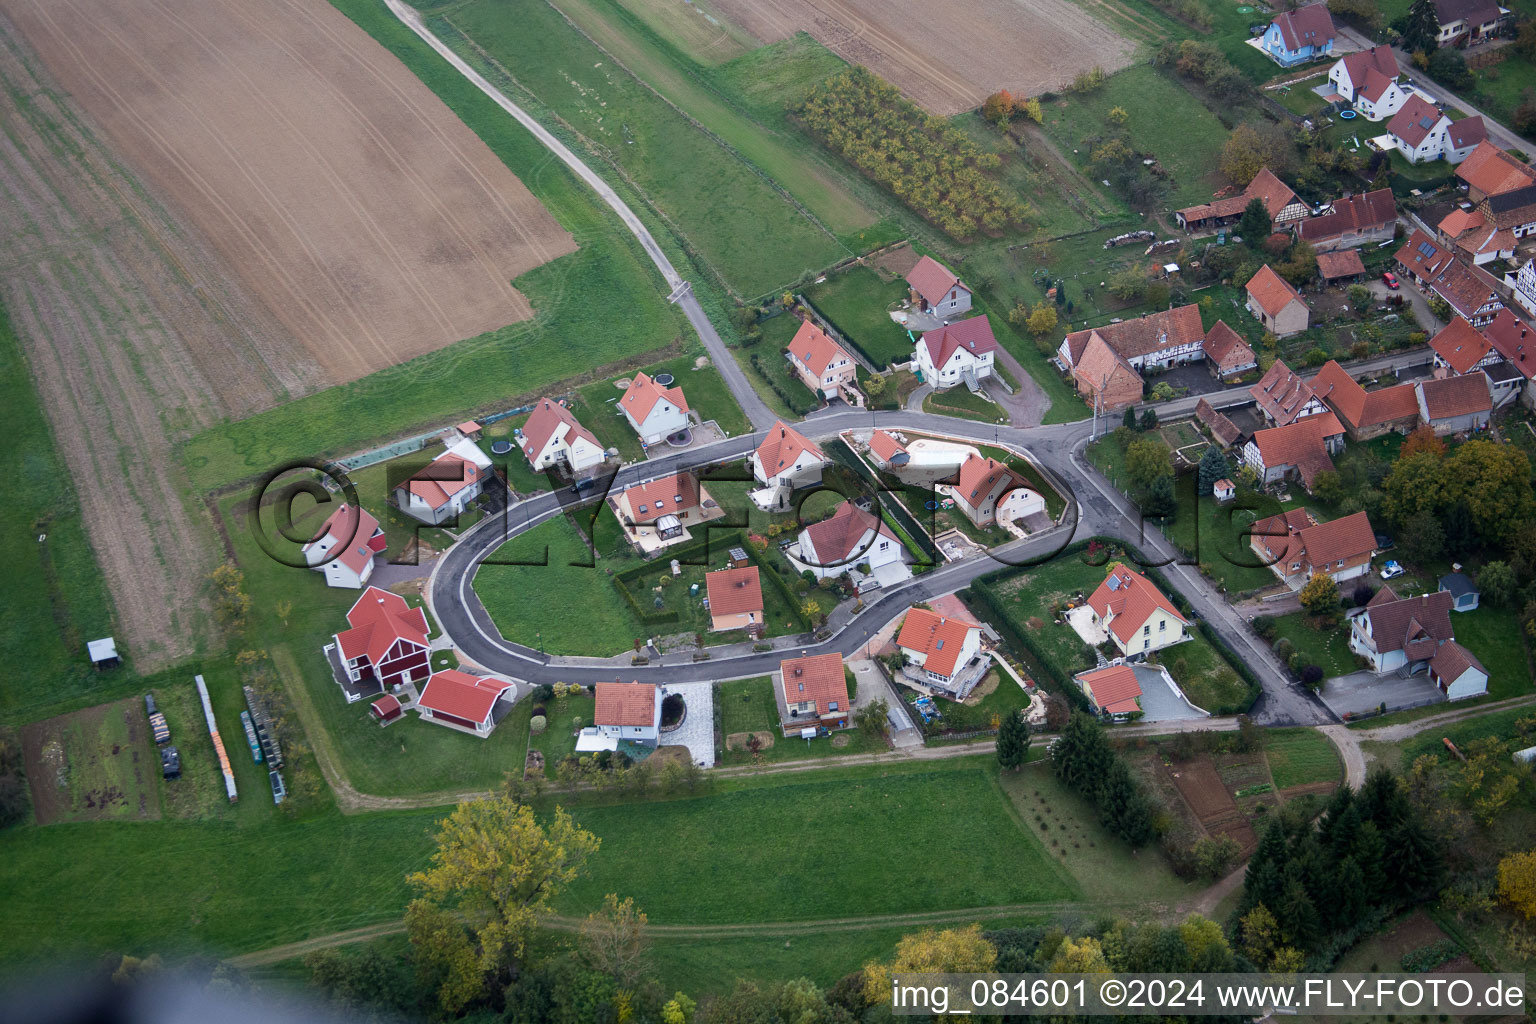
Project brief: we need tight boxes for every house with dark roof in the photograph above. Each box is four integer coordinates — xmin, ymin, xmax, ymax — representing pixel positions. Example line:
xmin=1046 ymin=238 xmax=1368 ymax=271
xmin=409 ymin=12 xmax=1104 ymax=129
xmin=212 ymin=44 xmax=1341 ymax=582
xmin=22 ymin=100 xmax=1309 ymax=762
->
xmin=1382 ymin=95 xmax=1451 ymax=163
xmin=1250 ymin=359 xmax=1327 ymax=426
xmin=778 ymin=653 xmax=850 ymax=734
xmin=1250 ymin=508 xmax=1377 ymax=589
xmin=1394 ymin=230 xmax=1505 ymax=326
xmin=1297 ymin=189 xmax=1397 ymax=251
xmin=415 ymin=670 xmax=514 ymax=737
xmin=394 ymin=437 xmax=494 ymax=526
xmin=592 ymin=681 xmax=661 ymax=747
xmin=1202 ymin=320 xmax=1258 ymax=379
xmin=1246 ymin=265 xmax=1309 ymax=337
xmin=518 ymin=398 xmax=606 ymax=474
xmin=1259 ymin=3 xmax=1336 ymax=66
xmin=795 ymin=501 xmax=903 ymax=581
xmin=1417 ymin=372 xmax=1493 ymax=434
xmin=906 ymin=255 xmax=972 ymax=319
xmin=1075 ymin=664 xmax=1143 ymax=720
xmin=1085 ymin=563 xmax=1189 ymax=659
xmin=1347 ymin=590 xmax=1455 ymax=673
xmin=1317 ymin=249 xmax=1367 ymax=283
xmin=1431 ymin=0 xmax=1507 ymax=46
xmin=750 ymin=421 xmax=827 ymax=511
xmin=328 ymin=586 xmax=430 ymax=700
xmin=896 ymin=607 xmax=989 ymax=698
xmin=1457 ymin=143 xmax=1536 ymax=238
xmin=1196 ymin=397 xmax=1246 ymax=447
xmin=912 ymin=315 xmax=996 ymax=390
xmin=1438 ymin=572 xmax=1480 ymax=612
xmin=1311 ymin=360 xmax=1421 ymax=440
xmin=302 ymin=503 xmax=388 ymax=590
xmin=784 ymin=319 xmax=860 ymax=405
xmin=1175 ymin=168 xmax=1306 ymax=233
xmin=1242 ymin=413 xmax=1345 ymax=488
xmin=945 ymin=453 xmax=1044 ymax=530
xmin=706 ymin=566 xmax=764 ymax=633
xmin=1327 ymin=46 xmax=1406 ymax=121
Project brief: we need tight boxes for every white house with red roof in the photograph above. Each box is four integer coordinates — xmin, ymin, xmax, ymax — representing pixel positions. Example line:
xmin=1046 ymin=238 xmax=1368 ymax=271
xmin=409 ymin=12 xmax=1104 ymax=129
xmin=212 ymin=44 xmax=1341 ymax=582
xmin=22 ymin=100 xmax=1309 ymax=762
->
xmin=302 ymin=503 xmax=388 ymax=589
xmin=415 ymin=670 xmax=514 ymax=737
xmin=619 ymin=371 xmax=690 ymax=445
xmin=779 ymin=652 xmax=850 ymax=734
xmin=1075 ymin=664 xmax=1144 ymax=721
xmin=912 ymin=315 xmax=996 ymax=390
xmin=1084 ymin=563 xmax=1190 ymax=659
xmin=784 ymin=319 xmax=860 ymax=405
xmin=612 ymin=470 xmax=720 ymax=551
xmin=795 ymin=500 xmax=903 ymax=581
xmin=591 ymin=681 xmax=661 ymax=747
xmin=517 ymin=398 xmax=606 ymax=475
xmin=896 ymin=606 xmax=989 ymax=698
xmin=943 ymin=453 xmax=1044 ymax=530
xmin=1327 ymin=46 xmax=1405 ymax=121
xmin=706 ymin=566 xmax=763 ymax=633
xmin=750 ymin=421 xmax=827 ymax=511
xmin=868 ymin=430 xmax=910 ymax=470
xmin=1250 ymin=508 xmax=1377 ymax=588
xmin=329 ymin=586 xmax=430 ymax=700
xmin=394 ymin=438 xmax=493 ymax=526
xmin=906 ymin=255 xmax=972 ymax=319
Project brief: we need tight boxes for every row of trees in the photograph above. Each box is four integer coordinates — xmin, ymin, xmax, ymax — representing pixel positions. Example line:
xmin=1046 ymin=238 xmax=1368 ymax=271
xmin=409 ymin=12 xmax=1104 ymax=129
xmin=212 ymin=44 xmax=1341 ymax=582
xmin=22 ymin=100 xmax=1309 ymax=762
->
xmin=799 ymin=68 xmax=1029 ymax=239
xmin=1051 ymin=713 xmax=1159 ymax=847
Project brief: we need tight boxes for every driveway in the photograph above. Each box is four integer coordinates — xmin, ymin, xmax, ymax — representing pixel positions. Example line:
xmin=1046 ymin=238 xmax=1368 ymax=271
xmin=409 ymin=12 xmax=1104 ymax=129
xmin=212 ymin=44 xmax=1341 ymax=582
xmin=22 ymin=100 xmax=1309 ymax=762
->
xmin=987 ymin=348 xmax=1051 ymax=427
xmin=1367 ymin=276 xmax=1443 ymax=337
xmin=1318 ymin=669 xmax=1444 ymax=718
xmin=661 ymin=681 xmax=715 ymax=767
xmin=1133 ymin=663 xmax=1208 ymax=722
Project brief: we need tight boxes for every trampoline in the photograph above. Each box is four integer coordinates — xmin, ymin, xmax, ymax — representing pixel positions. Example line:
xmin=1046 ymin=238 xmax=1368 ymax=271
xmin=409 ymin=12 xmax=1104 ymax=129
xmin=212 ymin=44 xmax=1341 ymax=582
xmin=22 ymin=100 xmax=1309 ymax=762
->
xmin=490 ymin=440 xmax=513 ymax=456
xmin=654 ymin=372 xmax=675 ymax=386
xmin=1339 ymin=109 xmax=1357 ymax=120
xmin=925 ymin=500 xmax=940 ymax=510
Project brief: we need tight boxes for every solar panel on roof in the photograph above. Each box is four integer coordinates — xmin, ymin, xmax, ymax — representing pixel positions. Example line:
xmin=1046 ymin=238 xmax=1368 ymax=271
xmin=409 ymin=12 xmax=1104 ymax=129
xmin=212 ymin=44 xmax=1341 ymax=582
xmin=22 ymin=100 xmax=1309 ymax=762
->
xmin=1420 ymin=117 xmax=1434 ymax=130
xmin=1106 ymin=575 xmax=1123 ymax=591
xmin=1418 ymin=242 xmax=1437 ymax=257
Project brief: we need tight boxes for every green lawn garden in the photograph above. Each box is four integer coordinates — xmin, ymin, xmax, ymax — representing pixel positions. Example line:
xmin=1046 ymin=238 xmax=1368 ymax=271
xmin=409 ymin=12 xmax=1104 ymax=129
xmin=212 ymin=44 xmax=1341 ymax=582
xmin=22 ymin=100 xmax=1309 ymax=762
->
xmin=1158 ymin=633 xmax=1250 ymax=713
xmin=1264 ymin=728 xmax=1343 ymax=790
xmin=1270 ymin=611 xmax=1358 ymax=679
xmin=716 ymin=675 xmax=885 ymax=765
xmin=801 ymin=265 xmax=912 ymax=368
xmin=924 ymin=387 xmax=1009 ymax=423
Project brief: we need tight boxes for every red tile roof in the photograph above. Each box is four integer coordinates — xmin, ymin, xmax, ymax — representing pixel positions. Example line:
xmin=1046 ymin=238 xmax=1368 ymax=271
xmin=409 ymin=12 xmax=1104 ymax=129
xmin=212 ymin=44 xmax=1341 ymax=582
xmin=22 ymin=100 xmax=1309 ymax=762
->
xmin=779 ymin=652 xmax=848 ymax=716
xmin=906 ymin=255 xmax=967 ymax=307
xmin=417 ymin=670 xmax=512 ymax=725
xmin=1298 ymin=189 xmax=1396 ymax=245
xmin=954 ymin=454 xmax=1019 ymax=509
xmin=755 ymin=421 xmax=825 ymax=477
xmin=1202 ymin=320 xmax=1256 ymax=370
xmin=1250 ymin=359 xmax=1319 ymax=426
xmin=1270 ymin=2 xmax=1335 ymax=51
xmin=920 ymin=315 xmax=998 ymax=369
xmin=621 ymin=371 xmax=689 ymax=424
xmin=1311 ymin=360 xmax=1419 ymax=429
xmin=1395 ymin=230 xmax=1504 ymax=321
xmin=307 ymin=503 xmax=385 ymax=576
xmin=1248 ymin=414 xmax=1342 ymax=486
xmin=618 ymin=472 xmax=702 ymax=524
xmin=1063 ymin=304 xmax=1204 ymax=364
xmin=1301 ymin=510 xmax=1378 ymax=567
xmin=1419 ymin=372 xmax=1491 ymax=419
xmin=1448 ymin=116 xmax=1488 ymax=151
xmin=1483 ymin=308 xmax=1536 ymax=379
xmin=1439 ymin=207 xmax=1484 ymax=238
xmin=786 ymin=319 xmax=854 ymax=379
xmin=706 ymin=566 xmax=763 ymax=617
xmin=870 ymin=429 xmax=907 ymax=462
xmin=1246 ymin=264 xmax=1303 ymax=319
xmin=1316 ymin=249 xmax=1366 ymax=280
xmin=338 ymin=586 xmax=430 ymax=666
xmin=1339 ymin=45 xmax=1399 ymax=95
xmin=1362 ymin=591 xmax=1453 ymax=657
xmin=1177 ymin=168 xmax=1299 ymax=226
xmin=1072 ymin=333 xmax=1143 ymax=397
xmin=1430 ymin=639 xmax=1485 ymax=683
xmin=594 ymin=681 xmax=657 ymax=727
xmin=896 ymin=606 xmax=980 ymax=678
xmin=1386 ymin=94 xmax=1445 ymax=149
xmin=521 ymin=398 xmax=599 ymax=463
xmin=1077 ymin=664 xmax=1142 ymax=715
xmin=801 ymin=501 xmax=898 ymax=566
xmin=401 ymin=452 xmax=482 ymax=511
xmin=1196 ymin=397 xmax=1244 ymax=446
xmin=1086 ymin=563 xmax=1187 ymax=645
xmin=1456 ymin=141 xmax=1536 ymax=197
xmin=1429 ymin=318 xmax=1492 ymax=375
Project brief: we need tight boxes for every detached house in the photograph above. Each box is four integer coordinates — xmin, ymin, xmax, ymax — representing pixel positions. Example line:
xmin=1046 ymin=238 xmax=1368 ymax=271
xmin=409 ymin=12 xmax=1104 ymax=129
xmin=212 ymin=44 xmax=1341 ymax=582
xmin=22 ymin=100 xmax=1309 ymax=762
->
xmin=705 ymin=566 xmax=763 ymax=633
xmin=1249 ymin=508 xmax=1377 ymax=589
xmin=945 ymin=453 xmax=1045 ymax=529
xmin=1394 ymin=230 xmax=1505 ymax=326
xmin=592 ymin=681 xmax=661 ymax=747
xmin=518 ymin=398 xmax=606 ymax=475
xmin=1085 ymin=563 xmax=1189 ymax=659
xmin=1297 ymin=189 xmax=1397 ymax=251
xmin=1175 ymin=168 xmax=1307 ymax=233
xmin=796 ymin=501 xmax=902 ymax=581
xmin=329 ymin=586 xmax=430 ymax=700
xmin=1246 ymin=265 xmax=1309 ymax=338
xmin=1431 ymin=0 xmax=1507 ymax=47
xmin=906 ymin=255 xmax=972 ymax=318
xmin=1428 ymin=640 xmax=1489 ymax=700
xmin=913 ymin=315 xmax=997 ymax=390
xmin=1259 ymin=3 xmax=1336 ymax=66
xmin=1328 ymin=46 xmax=1405 ymax=121
xmin=415 ymin=670 xmax=514 ymax=737
xmin=619 ymin=371 xmax=690 ymax=446
xmin=1456 ymin=143 xmax=1536 ymax=239
xmin=613 ymin=471 xmax=719 ymax=549
xmin=303 ymin=503 xmax=388 ymax=590
xmin=1250 ymin=359 xmax=1327 ymax=427
xmin=1242 ymin=412 xmax=1345 ymax=488
xmin=779 ymin=653 xmax=850 ymax=735
xmin=1311 ymin=360 xmax=1421 ymax=440
xmin=750 ymin=421 xmax=827 ymax=511
xmin=1417 ymin=372 xmax=1493 ymax=434
xmin=1348 ymin=588 xmax=1455 ymax=673
xmin=1075 ymin=664 xmax=1143 ymax=720
xmin=1438 ymin=207 xmax=1516 ymax=266
xmin=1381 ymin=96 xmax=1452 ymax=164
xmin=784 ymin=319 xmax=860 ymax=405
xmin=394 ymin=437 xmax=493 ymax=526
xmin=896 ymin=607 xmax=989 ymax=699
xmin=1482 ymin=309 xmax=1536 ymax=406
xmin=1202 ymin=321 xmax=1258 ymax=379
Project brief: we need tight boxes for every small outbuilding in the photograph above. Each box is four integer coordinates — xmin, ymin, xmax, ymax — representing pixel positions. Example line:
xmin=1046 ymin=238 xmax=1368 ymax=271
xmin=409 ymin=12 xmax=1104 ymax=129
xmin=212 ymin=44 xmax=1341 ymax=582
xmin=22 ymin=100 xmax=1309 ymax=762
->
xmin=370 ymin=694 xmax=404 ymax=724
xmin=1438 ymin=572 xmax=1480 ymax=612
xmin=1213 ymin=478 xmax=1236 ymax=503
xmin=87 ymin=637 xmax=120 ymax=668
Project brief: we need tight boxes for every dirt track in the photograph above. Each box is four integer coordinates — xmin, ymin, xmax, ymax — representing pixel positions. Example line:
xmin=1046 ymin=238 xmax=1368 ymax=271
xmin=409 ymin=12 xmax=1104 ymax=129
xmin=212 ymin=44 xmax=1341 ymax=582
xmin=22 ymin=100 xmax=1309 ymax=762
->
xmin=1 ymin=0 xmax=574 ymax=383
xmin=709 ymin=0 xmax=1136 ymax=115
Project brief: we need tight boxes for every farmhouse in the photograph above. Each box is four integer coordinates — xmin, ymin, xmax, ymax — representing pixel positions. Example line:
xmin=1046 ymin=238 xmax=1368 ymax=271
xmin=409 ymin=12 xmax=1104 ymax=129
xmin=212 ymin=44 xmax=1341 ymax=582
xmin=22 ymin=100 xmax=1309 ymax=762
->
xmin=1202 ymin=321 xmax=1258 ymax=379
xmin=1431 ymin=0 xmax=1507 ymax=47
xmin=1456 ymin=143 xmax=1536 ymax=238
xmin=1316 ymin=249 xmax=1367 ymax=284
xmin=795 ymin=500 xmax=902 ymax=581
xmin=705 ymin=566 xmax=763 ymax=633
xmin=1241 ymin=412 xmax=1345 ymax=488
xmin=517 ymin=398 xmax=606 ymax=475
xmin=1084 ymin=562 xmax=1189 ymax=659
xmin=869 ymin=429 xmax=910 ymax=470
xmin=1481 ymin=309 xmax=1536 ymax=404
xmin=590 ymin=681 xmax=661 ymax=748
xmin=944 ymin=453 xmax=1044 ymax=530
xmin=1075 ymin=664 xmax=1143 ymax=720
xmin=1258 ymin=3 xmax=1336 ymax=66
xmin=328 ymin=586 xmax=430 ymax=700
xmin=612 ymin=471 xmax=721 ymax=551
xmin=1066 ymin=333 xmax=1144 ymax=410
xmin=1060 ymin=304 xmax=1206 ymax=374
xmin=784 ymin=319 xmax=860 ymax=405
xmin=1310 ymin=360 xmax=1421 ymax=440
xmin=394 ymin=438 xmax=494 ymax=526
xmin=1394 ymin=230 xmax=1505 ymax=326
xmin=1417 ymin=372 xmax=1493 ymax=434
xmin=302 ymin=503 xmax=388 ymax=590
xmin=1196 ymin=397 xmax=1246 ymax=447
xmin=750 ymin=421 xmax=827 ymax=511
xmin=1246 ymin=265 xmax=1309 ymax=337
xmin=1327 ymin=46 xmax=1406 ymax=121
xmin=1251 ymin=359 xmax=1327 ymax=427
xmin=415 ymin=670 xmax=514 ymax=737
xmin=896 ymin=607 xmax=989 ymax=699
xmin=1437 ymin=207 xmax=1515 ymax=266
xmin=1439 ymin=572 xmax=1481 ymax=612
xmin=912 ymin=315 xmax=997 ymax=390
xmin=1250 ymin=508 xmax=1377 ymax=589
xmin=1348 ymin=588 xmax=1455 ymax=674
xmin=1175 ymin=168 xmax=1306 ymax=233
xmin=1429 ymin=317 xmax=1496 ymax=377
xmin=1297 ymin=189 xmax=1397 ymax=251
xmin=906 ymin=255 xmax=972 ymax=318
xmin=779 ymin=652 xmax=850 ymax=735
xmin=619 ymin=371 xmax=690 ymax=445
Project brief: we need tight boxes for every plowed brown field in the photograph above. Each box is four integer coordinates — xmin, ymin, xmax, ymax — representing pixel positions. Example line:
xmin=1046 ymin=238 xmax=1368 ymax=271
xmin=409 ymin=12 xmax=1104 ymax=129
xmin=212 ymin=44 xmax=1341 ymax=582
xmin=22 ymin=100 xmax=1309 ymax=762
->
xmin=709 ymin=0 xmax=1135 ymax=115
xmin=2 ymin=0 xmax=574 ymax=383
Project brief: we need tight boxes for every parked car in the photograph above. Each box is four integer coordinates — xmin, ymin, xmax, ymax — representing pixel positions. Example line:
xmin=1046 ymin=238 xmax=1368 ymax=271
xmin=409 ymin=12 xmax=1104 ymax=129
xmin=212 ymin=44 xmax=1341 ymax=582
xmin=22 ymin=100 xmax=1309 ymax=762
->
xmin=1382 ymin=271 xmax=1400 ymax=290
xmin=1380 ymin=560 xmax=1406 ymax=580
xmin=160 ymin=746 xmax=181 ymax=780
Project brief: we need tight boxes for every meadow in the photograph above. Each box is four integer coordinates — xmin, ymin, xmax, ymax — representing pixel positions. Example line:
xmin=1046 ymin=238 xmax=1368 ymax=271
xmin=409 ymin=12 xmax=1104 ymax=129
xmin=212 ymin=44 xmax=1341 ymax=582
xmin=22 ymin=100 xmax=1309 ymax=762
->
xmin=1264 ymin=727 xmax=1343 ymax=790
xmin=801 ymin=265 xmax=912 ymax=368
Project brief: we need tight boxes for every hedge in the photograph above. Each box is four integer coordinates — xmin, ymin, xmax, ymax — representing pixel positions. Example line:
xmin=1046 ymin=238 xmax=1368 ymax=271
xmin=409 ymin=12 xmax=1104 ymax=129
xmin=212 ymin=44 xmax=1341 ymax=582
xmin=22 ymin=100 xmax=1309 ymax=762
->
xmin=962 ymin=580 xmax=1094 ymax=714
xmin=748 ymin=350 xmax=817 ymax=416
xmin=823 ymin=439 xmax=941 ymax=565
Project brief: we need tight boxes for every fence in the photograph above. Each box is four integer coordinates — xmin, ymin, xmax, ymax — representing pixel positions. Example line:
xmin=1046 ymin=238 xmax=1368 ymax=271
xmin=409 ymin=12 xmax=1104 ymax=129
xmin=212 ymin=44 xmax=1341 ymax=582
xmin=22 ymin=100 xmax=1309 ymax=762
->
xmin=334 ymin=396 xmax=571 ymax=473
xmin=796 ymin=292 xmax=885 ymax=373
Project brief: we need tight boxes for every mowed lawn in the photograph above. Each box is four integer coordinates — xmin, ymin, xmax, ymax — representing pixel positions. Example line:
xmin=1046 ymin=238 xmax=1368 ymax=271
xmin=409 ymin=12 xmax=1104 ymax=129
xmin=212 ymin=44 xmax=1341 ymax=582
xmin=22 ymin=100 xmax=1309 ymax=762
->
xmin=802 ymin=265 xmax=911 ymax=368
xmin=1270 ymin=612 xmax=1357 ymax=679
xmin=558 ymin=764 xmax=1078 ymax=923
xmin=1160 ymin=633 xmax=1249 ymax=715
xmin=434 ymin=0 xmax=845 ymax=297
xmin=1265 ymin=728 xmax=1342 ymax=790
xmin=716 ymin=675 xmax=886 ymax=765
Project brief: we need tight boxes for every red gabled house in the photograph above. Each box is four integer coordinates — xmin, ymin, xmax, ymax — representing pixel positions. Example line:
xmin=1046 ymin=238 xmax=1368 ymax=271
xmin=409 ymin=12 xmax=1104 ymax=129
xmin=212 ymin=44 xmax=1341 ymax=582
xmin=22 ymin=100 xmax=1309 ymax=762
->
xmin=330 ymin=586 xmax=430 ymax=701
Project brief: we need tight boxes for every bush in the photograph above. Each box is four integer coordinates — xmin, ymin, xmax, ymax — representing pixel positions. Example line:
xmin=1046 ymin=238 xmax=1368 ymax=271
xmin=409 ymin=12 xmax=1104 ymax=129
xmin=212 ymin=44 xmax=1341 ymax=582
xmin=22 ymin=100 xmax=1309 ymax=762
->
xmin=660 ymin=693 xmax=685 ymax=729
xmin=1301 ymin=664 xmax=1324 ymax=688
xmin=529 ymin=715 xmax=547 ymax=735
xmin=1252 ymin=615 xmax=1277 ymax=641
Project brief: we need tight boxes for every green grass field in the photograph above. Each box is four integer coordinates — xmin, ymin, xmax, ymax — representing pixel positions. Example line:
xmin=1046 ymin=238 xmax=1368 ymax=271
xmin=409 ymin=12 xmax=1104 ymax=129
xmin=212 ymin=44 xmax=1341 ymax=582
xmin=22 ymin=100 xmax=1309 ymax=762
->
xmin=1162 ymin=475 xmax=1290 ymax=597
xmin=801 ymin=265 xmax=911 ymax=368
xmin=526 ymin=691 xmax=598 ymax=776
xmin=1160 ymin=633 xmax=1250 ymax=714
xmin=1449 ymin=604 xmax=1533 ymax=701
xmin=22 ymin=698 xmax=161 ymax=824
xmin=1270 ymin=611 xmax=1358 ymax=679
xmin=924 ymin=387 xmax=1008 ymax=423
xmin=974 ymin=559 xmax=1103 ymax=681
xmin=1264 ymin=728 xmax=1343 ymax=789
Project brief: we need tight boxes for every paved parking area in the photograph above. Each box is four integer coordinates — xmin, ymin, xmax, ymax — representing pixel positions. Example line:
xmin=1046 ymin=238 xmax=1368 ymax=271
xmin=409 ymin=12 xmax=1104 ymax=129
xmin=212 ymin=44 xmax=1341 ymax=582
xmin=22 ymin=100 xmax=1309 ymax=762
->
xmin=661 ymin=681 xmax=716 ymax=767
xmin=1133 ymin=663 xmax=1208 ymax=721
xmin=1319 ymin=670 xmax=1444 ymax=718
